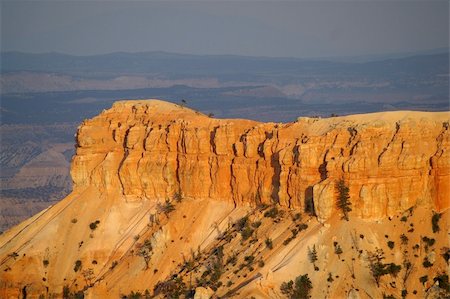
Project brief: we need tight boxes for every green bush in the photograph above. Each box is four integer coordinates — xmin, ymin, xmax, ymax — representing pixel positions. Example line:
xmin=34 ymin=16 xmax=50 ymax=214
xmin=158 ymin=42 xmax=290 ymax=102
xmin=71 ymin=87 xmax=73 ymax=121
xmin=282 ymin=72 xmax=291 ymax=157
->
xmin=280 ymin=274 xmax=313 ymax=299
xmin=422 ymin=257 xmax=433 ymax=268
xmin=240 ymin=226 xmax=254 ymax=241
xmin=264 ymin=207 xmax=279 ymax=218
xmin=74 ymin=260 xmax=82 ymax=272
xmin=89 ymin=220 xmax=100 ymax=231
xmin=419 ymin=275 xmax=428 ymax=285
xmin=387 ymin=241 xmax=395 ymax=249
xmin=265 ymin=238 xmax=273 ymax=250
xmin=433 ymin=273 xmax=449 ymax=292
xmin=432 ymin=212 xmax=442 ymax=233
xmin=400 ymin=234 xmax=408 ymax=245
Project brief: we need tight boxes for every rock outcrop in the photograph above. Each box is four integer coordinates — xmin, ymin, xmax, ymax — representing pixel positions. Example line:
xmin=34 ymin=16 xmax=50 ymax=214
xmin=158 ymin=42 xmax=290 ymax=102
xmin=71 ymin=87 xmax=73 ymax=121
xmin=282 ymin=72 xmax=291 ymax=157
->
xmin=1 ymin=100 xmax=449 ymax=299
xmin=71 ymin=100 xmax=449 ymax=222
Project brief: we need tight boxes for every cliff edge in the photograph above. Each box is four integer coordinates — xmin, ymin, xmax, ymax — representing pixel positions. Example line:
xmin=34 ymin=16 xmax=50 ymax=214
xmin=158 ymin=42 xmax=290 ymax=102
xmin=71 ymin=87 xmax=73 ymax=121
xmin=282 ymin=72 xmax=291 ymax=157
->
xmin=1 ymin=100 xmax=448 ymax=298
xmin=72 ymin=99 xmax=449 ymax=221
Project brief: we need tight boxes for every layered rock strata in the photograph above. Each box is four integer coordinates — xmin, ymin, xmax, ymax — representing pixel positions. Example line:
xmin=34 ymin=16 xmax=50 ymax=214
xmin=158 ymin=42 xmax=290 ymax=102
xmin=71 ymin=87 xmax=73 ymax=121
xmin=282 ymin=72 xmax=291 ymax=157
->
xmin=71 ymin=100 xmax=449 ymax=222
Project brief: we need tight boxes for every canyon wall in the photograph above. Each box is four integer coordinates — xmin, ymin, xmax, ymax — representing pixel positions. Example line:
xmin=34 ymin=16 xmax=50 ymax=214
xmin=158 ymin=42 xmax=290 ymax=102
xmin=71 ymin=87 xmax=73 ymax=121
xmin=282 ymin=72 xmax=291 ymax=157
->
xmin=71 ymin=100 xmax=449 ymax=222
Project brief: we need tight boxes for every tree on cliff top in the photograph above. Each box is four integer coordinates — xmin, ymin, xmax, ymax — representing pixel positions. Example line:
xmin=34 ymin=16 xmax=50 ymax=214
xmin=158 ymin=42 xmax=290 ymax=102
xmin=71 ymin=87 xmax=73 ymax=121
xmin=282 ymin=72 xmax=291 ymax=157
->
xmin=336 ymin=178 xmax=352 ymax=221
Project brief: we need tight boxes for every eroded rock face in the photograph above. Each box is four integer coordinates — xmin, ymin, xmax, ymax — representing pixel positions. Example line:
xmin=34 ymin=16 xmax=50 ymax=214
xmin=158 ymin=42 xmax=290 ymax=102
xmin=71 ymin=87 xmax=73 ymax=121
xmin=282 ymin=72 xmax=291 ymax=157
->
xmin=71 ymin=100 xmax=449 ymax=221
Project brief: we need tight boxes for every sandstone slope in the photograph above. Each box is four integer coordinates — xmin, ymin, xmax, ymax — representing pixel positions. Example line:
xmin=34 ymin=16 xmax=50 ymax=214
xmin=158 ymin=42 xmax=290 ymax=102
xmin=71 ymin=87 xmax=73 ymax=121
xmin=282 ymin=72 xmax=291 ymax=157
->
xmin=0 ymin=100 xmax=448 ymax=299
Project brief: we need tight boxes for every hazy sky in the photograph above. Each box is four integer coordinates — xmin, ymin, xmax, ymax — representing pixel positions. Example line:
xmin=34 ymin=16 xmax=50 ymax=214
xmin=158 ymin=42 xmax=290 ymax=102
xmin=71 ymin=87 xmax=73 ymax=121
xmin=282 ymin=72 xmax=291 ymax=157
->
xmin=1 ymin=1 xmax=448 ymax=58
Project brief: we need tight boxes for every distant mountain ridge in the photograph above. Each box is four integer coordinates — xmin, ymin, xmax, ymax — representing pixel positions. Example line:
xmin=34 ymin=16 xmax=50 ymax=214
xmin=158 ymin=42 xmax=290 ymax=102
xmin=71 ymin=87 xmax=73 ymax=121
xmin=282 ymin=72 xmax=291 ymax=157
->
xmin=2 ymin=50 xmax=448 ymax=76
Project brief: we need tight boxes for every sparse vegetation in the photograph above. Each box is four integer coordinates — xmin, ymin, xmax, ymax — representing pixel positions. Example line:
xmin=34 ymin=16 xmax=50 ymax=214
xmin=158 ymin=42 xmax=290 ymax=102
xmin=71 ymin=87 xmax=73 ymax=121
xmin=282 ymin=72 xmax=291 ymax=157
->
xmin=71 ymin=218 xmax=78 ymax=224
xmin=173 ymin=191 xmax=183 ymax=203
xmin=431 ymin=212 xmax=442 ymax=233
xmin=43 ymin=259 xmax=49 ymax=267
xmin=235 ymin=216 xmax=255 ymax=241
xmin=327 ymin=272 xmax=334 ymax=283
xmin=441 ymin=247 xmax=450 ymax=264
xmin=63 ymin=285 xmax=85 ymax=299
xmin=334 ymin=242 xmax=343 ymax=259
xmin=308 ymin=245 xmax=319 ymax=271
xmin=82 ymin=268 xmax=95 ymax=286
xmin=433 ymin=273 xmax=449 ymax=293
xmin=387 ymin=241 xmax=395 ymax=249
xmin=265 ymin=238 xmax=273 ymax=250
xmin=157 ymin=199 xmax=175 ymax=216
xmin=422 ymin=236 xmax=435 ymax=252
xmin=400 ymin=234 xmax=408 ymax=245
xmin=367 ymin=248 xmax=401 ymax=286
xmin=154 ymin=276 xmax=188 ymax=298
xmin=73 ymin=260 xmax=82 ymax=272
xmin=419 ymin=275 xmax=428 ymax=286
xmin=422 ymin=257 xmax=433 ymax=268
xmin=89 ymin=220 xmax=100 ymax=231
xmin=280 ymin=274 xmax=313 ymax=299
xmin=264 ymin=207 xmax=279 ymax=218
xmin=138 ymin=239 xmax=153 ymax=269
xmin=336 ymin=178 xmax=352 ymax=221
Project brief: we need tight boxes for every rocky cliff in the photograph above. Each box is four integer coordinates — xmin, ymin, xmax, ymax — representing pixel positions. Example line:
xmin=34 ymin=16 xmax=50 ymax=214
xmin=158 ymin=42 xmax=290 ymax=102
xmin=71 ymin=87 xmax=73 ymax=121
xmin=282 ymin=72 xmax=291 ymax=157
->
xmin=72 ymin=100 xmax=449 ymax=221
xmin=1 ymin=100 xmax=449 ymax=299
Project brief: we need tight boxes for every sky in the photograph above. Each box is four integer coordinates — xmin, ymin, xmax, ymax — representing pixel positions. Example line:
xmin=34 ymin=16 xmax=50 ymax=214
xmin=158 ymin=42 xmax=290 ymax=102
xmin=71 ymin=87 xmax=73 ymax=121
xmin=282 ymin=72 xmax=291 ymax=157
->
xmin=1 ymin=1 xmax=449 ymax=58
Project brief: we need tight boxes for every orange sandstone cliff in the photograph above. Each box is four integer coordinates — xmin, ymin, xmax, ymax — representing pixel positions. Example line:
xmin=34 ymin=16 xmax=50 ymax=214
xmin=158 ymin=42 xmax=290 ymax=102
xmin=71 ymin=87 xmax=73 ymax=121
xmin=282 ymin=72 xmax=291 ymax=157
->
xmin=0 ymin=100 xmax=448 ymax=299
xmin=72 ymin=100 xmax=449 ymax=220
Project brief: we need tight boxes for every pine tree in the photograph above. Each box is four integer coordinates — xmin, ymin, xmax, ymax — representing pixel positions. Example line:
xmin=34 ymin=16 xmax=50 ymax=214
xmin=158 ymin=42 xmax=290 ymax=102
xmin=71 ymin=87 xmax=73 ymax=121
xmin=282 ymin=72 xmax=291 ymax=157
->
xmin=336 ymin=178 xmax=352 ymax=221
xmin=308 ymin=245 xmax=318 ymax=270
xmin=334 ymin=244 xmax=343 ymax=259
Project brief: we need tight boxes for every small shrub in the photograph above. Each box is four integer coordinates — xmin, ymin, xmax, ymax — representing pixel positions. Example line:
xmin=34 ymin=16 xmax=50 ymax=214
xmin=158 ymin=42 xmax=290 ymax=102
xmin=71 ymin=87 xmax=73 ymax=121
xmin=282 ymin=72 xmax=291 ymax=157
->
xmin=327 ymin=272 xmax=334 ymax=283
xmin=387 ymin=241 xmax=395 ymax=249
xmin=400 ymin=216 xmax=408 ymax=222
xmin=43 ymin=259 xmax=49 ymax=267
xmin=71 ymin=218 xmax=78 ymax=224
xmin=226 ymin=254 xmax=237 ymax=266
xmin=244 ymin=255 xmax=255 ymax=265
xmin=422 ymin=257 xmax=433 ymax=268
xmin=422 ymin=236 xmax=435 ymax=247
xmin=334 ymin=244 xmax=343 ymax=258
xmin=265 ymin=238 xmax=273 ymax=250
xmin=173 ymin=191 xmax=183 ymax=203
xmin=251 ymin=221 xmax=262 ymax=228
xmin=89 ymin=220 xmax=100 ymax=231
xmin=297 ymin=223 xmax=308 ymax=231
xmin=308 ymin=245 xmax=318 ymax=269
xmin=292 ymin=213 xmax=301 ymax=221
xmin=400 ymin=234 xmax=408 ymax=245
xmin=431 ymin=212 xmax=442 ymax=233
xmin=258 ymin=260 xmax=265 ymax=268
xmin=240 ymin=226 xmax=254 ymax=241
xmin=419 ymin=275 xmax=428 ymax=285
xmin=283 ymin=238 xmax=293 ymax=246
xmin=157 ymin=199 xmax=175 ymax=215
xmin=433 ymin=273 xmax=449 ymax=292
xmin=236 ymin=216 xmax=249 ymax=230
xmin=280 ymin=274 xmax=313 ymax=299
xmin=385 ymin=263 xmax=401 ymax=277
xmin=264 ymin=207 xmax=279 ymax=218
xmin=441 ymin=247 xmax=450 ymax=263
xmin=74 ymin=260 xmax=82 ymax=272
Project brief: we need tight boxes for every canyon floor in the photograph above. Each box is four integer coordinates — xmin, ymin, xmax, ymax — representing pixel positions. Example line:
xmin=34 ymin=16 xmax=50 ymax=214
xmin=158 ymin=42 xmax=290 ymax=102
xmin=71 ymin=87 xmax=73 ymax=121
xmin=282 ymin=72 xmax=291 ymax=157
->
xmin=0 ymin=100 xmax=448 ymax=299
